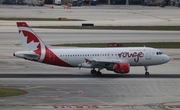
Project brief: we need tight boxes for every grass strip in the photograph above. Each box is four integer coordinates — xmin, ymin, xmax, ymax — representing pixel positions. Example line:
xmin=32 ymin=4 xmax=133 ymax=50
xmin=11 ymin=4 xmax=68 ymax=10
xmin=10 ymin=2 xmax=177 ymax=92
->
xmin=0 ymin=17 xmax=84 ymax=21
xmin=52 ymin=42 xmax=180 ymax=48
xmin=32 ymin=26 xmax=180 ymax=31
xmin=0 ymin=88 xmax=27 ymax=98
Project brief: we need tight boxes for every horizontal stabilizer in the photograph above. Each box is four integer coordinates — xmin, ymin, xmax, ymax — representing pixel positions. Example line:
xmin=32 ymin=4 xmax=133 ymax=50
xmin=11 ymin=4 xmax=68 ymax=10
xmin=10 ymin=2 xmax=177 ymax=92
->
xmin=14 ymin=51 xmax=39 ymax=60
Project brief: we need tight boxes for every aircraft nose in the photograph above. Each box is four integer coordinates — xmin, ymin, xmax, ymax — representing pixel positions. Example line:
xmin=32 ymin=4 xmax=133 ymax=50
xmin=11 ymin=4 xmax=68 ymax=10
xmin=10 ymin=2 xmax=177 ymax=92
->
xmin=165 ymin=55 xmax=170 ymax=63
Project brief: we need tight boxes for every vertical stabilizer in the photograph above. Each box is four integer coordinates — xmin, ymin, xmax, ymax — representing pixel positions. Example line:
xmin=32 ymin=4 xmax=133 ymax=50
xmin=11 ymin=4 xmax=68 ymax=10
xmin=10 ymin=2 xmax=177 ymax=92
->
xmin=16 ymin=22 xmax=73 ymax=66
xmin=17 ymin=22 xmax=46 ymax=51
xmin=16 ymin=22 xmax=47 ymax=62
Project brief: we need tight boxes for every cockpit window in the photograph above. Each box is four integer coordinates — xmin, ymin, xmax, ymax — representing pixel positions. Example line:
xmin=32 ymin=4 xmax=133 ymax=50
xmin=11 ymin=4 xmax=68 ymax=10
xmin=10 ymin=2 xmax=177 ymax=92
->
xmin=156 ymin=52 xmax=164 ymax=55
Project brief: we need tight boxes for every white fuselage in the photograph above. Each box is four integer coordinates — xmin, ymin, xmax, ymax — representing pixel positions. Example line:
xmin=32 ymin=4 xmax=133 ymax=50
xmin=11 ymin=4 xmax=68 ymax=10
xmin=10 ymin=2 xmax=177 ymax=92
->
xmin=49 ymin=47 xmax=170 ymax=67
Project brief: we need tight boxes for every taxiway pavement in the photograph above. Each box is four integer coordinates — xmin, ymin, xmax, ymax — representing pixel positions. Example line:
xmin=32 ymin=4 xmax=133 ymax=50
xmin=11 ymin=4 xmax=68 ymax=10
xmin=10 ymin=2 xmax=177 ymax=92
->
xmin=0 ymin=29 xmax=180 ymax=45
xmin=0 ymin=5 xmax=180 ymax=26
xmin=0 ymin=29 xmax=180 ymax=110
xmin=0 ymin=5 xmax=180 ymax=110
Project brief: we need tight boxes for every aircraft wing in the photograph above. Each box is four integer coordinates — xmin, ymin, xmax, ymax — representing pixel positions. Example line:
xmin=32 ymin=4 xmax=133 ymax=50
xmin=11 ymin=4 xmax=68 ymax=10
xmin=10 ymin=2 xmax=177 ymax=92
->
xmin=87 ymin=58 xmax=128 ymax=64
xmin=81 ymin=58 xmax=129 ymax=68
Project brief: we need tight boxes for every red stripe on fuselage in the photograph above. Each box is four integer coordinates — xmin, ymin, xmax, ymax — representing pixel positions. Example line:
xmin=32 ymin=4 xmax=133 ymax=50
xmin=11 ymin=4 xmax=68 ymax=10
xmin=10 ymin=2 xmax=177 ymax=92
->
xmin=42 ymin=47 xmax=73 ymax=67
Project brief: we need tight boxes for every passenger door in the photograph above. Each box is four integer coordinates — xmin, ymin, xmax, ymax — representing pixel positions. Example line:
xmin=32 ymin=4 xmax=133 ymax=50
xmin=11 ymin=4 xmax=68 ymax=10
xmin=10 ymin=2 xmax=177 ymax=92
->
xmin=146 ymin=49 xmax=151 ymax=60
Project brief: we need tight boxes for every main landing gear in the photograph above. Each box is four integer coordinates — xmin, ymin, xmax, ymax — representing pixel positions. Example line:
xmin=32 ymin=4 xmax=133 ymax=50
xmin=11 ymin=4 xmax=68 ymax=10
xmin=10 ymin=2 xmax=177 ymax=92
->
xmin=91 ymin=69 xmax=96 ymax=74
xmin=90 ymin=68 xmax=102 ymax=76
xmin=144 ymin=66 xmax=149 ymax=76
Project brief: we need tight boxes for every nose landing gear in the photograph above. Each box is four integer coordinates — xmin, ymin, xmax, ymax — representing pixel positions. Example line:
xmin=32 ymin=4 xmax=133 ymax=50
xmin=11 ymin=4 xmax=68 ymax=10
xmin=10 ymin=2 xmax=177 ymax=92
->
xmin=144 ymin=66 xmax=149 ymax=76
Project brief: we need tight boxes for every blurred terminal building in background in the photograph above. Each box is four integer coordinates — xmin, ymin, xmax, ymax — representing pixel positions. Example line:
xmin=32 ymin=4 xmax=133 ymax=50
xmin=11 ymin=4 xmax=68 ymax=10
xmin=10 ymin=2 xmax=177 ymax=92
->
xmin=0 ymin=0 xmax=179 ymax=7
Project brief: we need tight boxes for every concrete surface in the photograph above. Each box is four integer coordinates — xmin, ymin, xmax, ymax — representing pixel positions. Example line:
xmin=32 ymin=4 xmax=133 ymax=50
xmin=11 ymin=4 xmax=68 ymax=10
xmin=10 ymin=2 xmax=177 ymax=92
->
xmin=1 ymin=29 xmax=180 ymax=45
xmin=0 ymin=28 xmax=180 ymax=110
xmin=0 ymin=5 xmax=180 ymax=26
xmin=0 ymin=5 xmax=180 ymax=110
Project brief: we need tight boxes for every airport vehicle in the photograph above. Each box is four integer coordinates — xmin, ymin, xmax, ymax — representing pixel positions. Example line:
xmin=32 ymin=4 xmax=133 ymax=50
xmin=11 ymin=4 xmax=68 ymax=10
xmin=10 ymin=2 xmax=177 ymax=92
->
xmin=14 ymin=22 xmax=170 ymax=76
xmin=55 ymin=0 xmax=61 ymax=5
xmin=62 ymin=3 xmax=72 ymax=9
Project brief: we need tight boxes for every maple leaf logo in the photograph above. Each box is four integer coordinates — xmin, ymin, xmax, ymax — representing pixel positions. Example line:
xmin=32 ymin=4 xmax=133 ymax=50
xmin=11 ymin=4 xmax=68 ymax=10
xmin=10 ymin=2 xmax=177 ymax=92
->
xmin=20 ymin=30 xmax=42 ymax=58
xmin=21 ymin=33 xmax=40 ymax=51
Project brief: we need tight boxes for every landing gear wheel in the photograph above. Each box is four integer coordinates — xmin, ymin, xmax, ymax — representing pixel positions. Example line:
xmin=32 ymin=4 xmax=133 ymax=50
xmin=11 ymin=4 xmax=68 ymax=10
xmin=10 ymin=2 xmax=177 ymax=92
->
xmin=96 ymin=71 xmax=102 ymax=77
xmin=145 ymin=72 xmax=149 ymax=76
xmin=91 ymin=69 xmax=97 ymax=75
xmin=144 ymin=66 xmax=149 ymax=76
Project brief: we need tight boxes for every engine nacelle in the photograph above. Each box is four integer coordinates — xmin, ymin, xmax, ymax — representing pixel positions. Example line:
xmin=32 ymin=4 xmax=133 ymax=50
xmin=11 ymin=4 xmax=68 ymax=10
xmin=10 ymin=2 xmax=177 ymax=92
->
xmin=113 ymin=63 xmax=130 ymax=74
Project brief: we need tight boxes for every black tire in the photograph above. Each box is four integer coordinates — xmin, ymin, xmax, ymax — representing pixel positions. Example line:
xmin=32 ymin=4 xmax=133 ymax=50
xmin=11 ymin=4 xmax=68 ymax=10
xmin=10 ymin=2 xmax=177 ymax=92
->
xmin=145 ymin=72 xmax=149 ymax=76
xmin=96 ymin=71 xmax=102 ymax=77
xmin=91 ymin=69 xmax=96 ymax=74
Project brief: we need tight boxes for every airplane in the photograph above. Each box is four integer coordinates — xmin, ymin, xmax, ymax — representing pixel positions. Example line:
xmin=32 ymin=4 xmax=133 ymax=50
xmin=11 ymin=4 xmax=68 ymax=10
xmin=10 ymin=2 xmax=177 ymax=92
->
xmin=13 ymin=22 xmax=170 ymax=76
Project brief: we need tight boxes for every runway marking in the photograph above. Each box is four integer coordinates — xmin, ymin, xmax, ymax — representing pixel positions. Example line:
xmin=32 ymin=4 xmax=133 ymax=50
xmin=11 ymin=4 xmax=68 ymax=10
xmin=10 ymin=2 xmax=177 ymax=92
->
xmin=158 ymin=101 xmax=180 ymax=110
xmin=54 ymin=105 xmax=98 ymax=109
xmin=20 ymin=86 xmax=45 ymax=89
xmin=0 ymin=103 xmax=180 ymax=109
xmin=171 ymin=58 xmax=180 ymax=60
xmin=167 ymin=105 xmax=180 ymax=108
xmin=26 ymin=96 xmax=54 ymax=99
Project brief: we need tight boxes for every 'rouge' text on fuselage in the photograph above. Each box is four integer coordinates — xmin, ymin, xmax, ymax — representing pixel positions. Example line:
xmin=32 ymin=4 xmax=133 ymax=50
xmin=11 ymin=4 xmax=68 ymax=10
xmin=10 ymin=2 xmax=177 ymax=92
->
xmin=118 ymin=52 xmax=144 ymax=62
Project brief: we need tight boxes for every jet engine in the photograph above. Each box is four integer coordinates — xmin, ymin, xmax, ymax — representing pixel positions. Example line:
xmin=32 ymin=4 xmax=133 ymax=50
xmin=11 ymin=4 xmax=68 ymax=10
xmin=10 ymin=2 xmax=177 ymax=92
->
xmin=113 ymin=63 xmax=130 ymax=73
xmin=106 ymin=63 xmax=130 ymax=74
